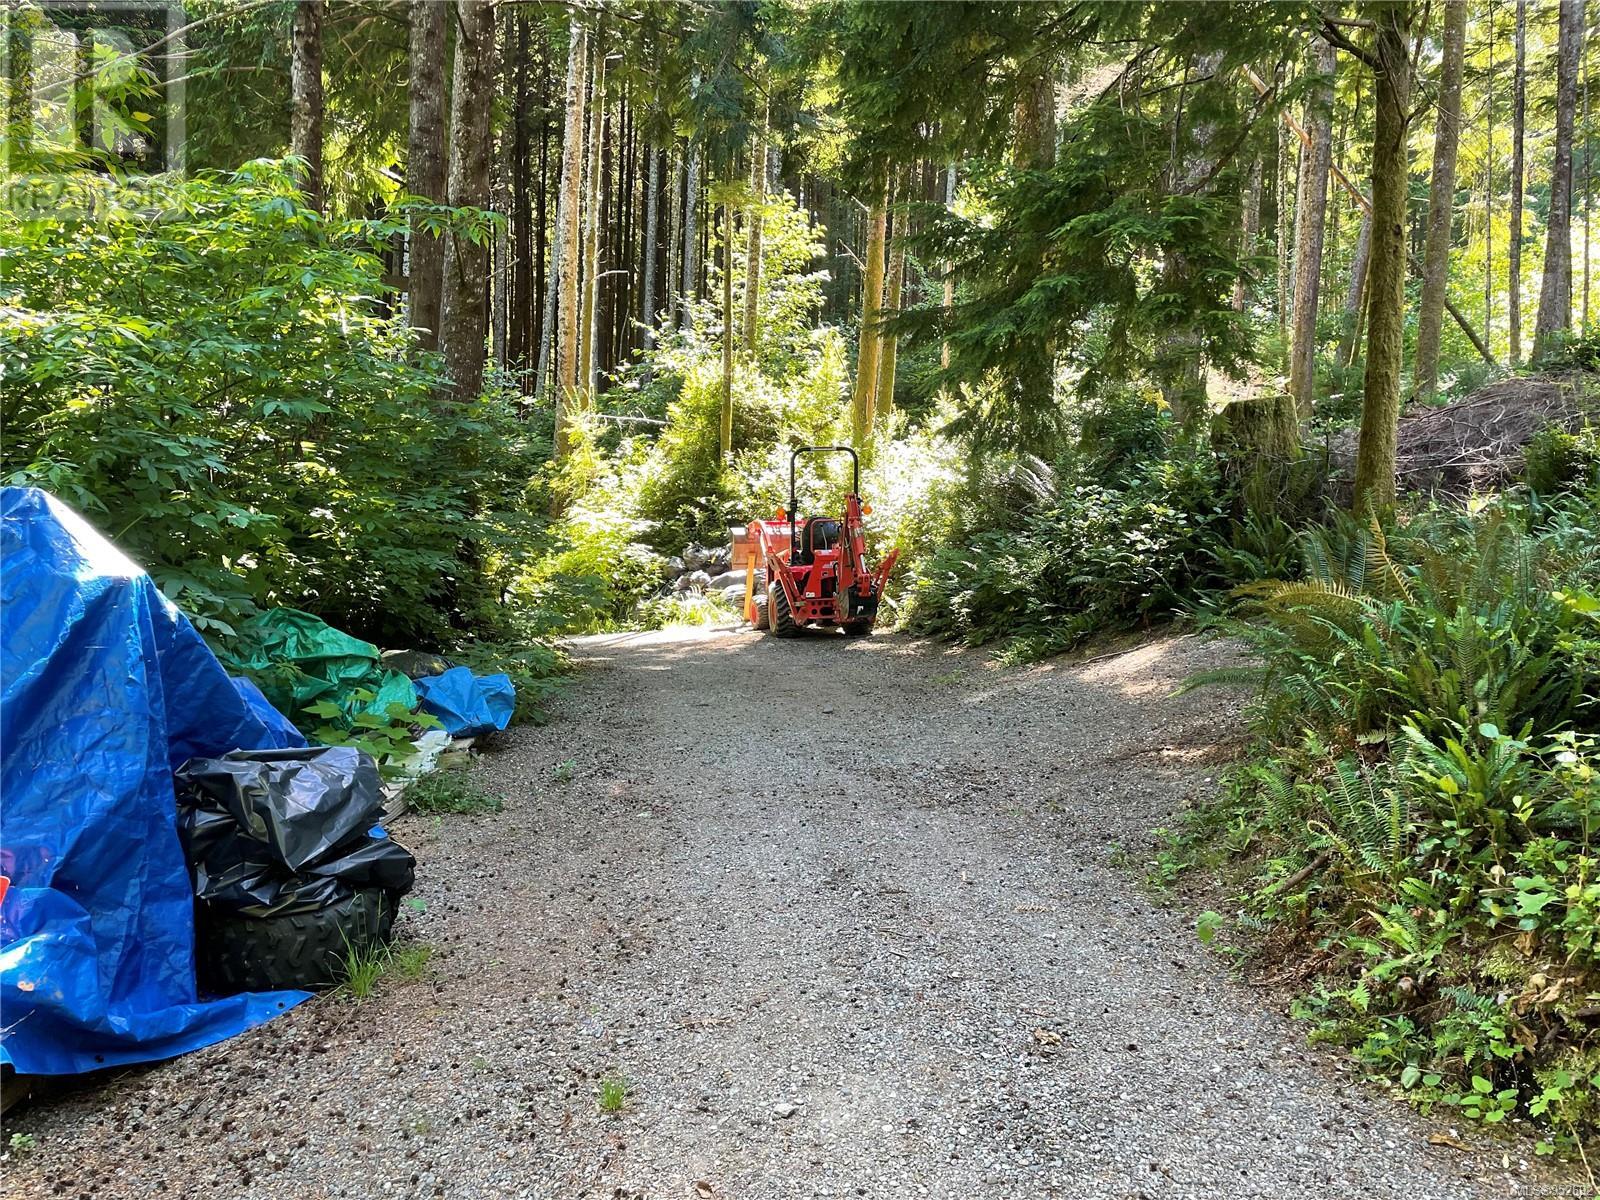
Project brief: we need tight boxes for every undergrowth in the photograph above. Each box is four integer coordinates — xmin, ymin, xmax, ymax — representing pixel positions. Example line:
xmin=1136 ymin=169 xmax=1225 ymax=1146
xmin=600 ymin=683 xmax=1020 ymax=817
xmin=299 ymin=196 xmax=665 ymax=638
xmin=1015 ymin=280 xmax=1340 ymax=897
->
xmin=1172 ymin=489 xmax=1600 ymax=1160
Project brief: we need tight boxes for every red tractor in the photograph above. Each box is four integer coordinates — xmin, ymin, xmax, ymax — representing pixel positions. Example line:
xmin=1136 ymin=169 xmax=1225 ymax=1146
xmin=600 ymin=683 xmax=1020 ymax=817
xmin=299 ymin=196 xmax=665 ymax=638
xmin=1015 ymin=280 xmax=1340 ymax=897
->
xmin=745 ymin=446 xmax=899 ymax=638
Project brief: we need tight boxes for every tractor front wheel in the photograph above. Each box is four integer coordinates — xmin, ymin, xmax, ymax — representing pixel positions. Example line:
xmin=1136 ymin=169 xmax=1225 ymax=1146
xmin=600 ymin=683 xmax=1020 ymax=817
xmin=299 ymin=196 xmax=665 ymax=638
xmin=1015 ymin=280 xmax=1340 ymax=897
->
xmin=768 ymin=583 xmax=800 ymax=638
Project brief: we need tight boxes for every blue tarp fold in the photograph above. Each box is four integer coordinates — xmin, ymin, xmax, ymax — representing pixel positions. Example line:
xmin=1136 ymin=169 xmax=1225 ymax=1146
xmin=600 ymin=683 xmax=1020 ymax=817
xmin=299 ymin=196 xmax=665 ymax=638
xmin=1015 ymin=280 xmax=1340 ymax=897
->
xmin=414 ymin=666 xmax=515 ymax=738
xmin=0 ymin=487 xmax=310 ymax=1075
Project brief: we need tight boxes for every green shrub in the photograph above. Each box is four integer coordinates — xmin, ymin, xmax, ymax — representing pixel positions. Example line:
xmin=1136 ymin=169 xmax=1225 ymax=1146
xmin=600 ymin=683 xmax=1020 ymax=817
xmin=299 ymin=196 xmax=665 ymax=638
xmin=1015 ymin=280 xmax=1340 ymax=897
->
xmin=636 ymin=591 xmax=736 ymax=629
xmin=0 ymin=161 xmax=546 ymax=648
xmin=901 ymin=409 xmax=1230 ymax=661
xmin=1524 ymin=424 xmax=1600 ymax=495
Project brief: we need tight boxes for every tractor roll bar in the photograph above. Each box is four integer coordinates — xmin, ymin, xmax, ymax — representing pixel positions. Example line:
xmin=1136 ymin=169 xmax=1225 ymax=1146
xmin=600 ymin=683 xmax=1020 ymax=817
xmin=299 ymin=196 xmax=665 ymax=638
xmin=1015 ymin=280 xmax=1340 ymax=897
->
xmin=789 ymin=446 xmax=859 ymax=559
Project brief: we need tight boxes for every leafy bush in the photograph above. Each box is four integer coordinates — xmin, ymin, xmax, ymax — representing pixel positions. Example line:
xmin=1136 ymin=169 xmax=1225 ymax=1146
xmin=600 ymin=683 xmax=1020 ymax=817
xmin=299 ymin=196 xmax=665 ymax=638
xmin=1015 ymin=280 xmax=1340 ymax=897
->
xmin=900 ymin=399 xmax=1231 ymax=661
xmin=0 ymin=162 xmax=547 ymax=647
xmin=1525 ymin=424 xmax=1600 ymax=495
xmin=636 ymin=591 xmax=737 ymax=629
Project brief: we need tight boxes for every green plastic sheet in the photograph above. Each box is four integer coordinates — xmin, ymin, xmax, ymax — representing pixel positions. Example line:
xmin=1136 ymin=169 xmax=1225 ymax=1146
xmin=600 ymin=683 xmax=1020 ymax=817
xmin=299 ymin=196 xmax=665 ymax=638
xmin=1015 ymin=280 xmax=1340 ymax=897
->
xmin=221 ymin=608 xmax=418 ymax=730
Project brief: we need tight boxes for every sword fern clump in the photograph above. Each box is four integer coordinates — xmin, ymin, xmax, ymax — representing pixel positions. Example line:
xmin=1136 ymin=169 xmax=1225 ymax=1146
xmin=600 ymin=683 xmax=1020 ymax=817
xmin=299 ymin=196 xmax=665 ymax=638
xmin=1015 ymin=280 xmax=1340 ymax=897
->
xmin=1202 ymin=501 xmax=1599 ymax=742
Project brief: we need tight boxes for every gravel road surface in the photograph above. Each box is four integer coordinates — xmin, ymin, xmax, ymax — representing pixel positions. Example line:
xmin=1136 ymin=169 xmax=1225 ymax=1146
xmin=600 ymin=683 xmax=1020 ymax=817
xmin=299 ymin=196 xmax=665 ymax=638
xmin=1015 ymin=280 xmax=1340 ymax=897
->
xmin=4 ymin=627 xmax=1579 ymax=1199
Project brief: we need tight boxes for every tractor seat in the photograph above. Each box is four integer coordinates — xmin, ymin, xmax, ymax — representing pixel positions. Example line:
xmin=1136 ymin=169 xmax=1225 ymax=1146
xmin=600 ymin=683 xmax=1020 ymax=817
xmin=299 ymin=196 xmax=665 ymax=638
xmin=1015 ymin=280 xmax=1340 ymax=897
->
xmin=795 ymin=517 xmax=840 ymax=565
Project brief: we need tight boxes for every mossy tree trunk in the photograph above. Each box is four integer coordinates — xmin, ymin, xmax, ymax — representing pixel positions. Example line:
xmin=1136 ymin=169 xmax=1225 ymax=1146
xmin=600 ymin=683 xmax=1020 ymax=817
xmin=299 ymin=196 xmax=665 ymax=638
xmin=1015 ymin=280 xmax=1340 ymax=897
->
xmin=1351 ymin=2 xmax=1414 ymax=515
xmin=1411 ymin=0 xmax=1468 ymax=400
xmin=851 ymin=167 xmax=889 ymax=447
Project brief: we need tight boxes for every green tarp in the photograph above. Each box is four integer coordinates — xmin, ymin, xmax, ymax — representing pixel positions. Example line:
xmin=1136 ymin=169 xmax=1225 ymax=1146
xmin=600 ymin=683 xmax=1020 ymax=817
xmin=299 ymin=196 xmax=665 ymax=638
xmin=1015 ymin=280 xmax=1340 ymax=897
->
xmin=221 ymin=608 xmax=418 ymax=730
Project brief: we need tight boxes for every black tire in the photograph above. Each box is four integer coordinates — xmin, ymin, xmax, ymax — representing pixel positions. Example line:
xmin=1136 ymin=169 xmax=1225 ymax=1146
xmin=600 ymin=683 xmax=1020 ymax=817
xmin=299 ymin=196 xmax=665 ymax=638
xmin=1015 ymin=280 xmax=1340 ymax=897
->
xmin=769 ymin=582 xmax=801 ymax=638
xmin=751 ymin=589 xmax=770 ymax=630
xmin=197 ymin=888 xmax=397 ymax=994
xmin=841 ymin=619 xmax=872 ymax=637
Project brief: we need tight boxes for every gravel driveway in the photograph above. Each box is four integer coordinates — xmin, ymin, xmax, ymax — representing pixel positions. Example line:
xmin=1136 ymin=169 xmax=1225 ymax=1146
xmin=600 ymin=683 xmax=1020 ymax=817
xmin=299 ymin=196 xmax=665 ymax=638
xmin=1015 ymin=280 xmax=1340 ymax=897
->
xmin=4 ymin=627 xmax=1579 ymax=1199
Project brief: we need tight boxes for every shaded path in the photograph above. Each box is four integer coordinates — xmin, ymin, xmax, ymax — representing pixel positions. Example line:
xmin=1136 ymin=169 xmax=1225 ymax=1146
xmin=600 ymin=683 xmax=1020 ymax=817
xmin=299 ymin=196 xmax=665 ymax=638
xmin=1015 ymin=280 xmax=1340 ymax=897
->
xmin=4 ymin=629 xmax=1566 ymax=1199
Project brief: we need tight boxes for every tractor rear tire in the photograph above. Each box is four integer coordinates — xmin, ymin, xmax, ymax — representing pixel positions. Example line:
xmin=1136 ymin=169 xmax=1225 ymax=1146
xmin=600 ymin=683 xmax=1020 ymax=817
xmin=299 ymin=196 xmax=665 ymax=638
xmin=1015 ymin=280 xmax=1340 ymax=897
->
xmin=769 ymin=583 xmax=800 ymax=638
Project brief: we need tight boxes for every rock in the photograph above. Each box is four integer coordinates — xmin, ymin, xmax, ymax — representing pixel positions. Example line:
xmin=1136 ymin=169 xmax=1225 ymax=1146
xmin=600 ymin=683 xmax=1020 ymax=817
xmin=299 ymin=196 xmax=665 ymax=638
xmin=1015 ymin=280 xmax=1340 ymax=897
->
xmin=771 ymin=1101 xmax=799 ymax=1120
xmin=682 ymin=543 xmax=713 ymax=571
xmin=704 ymin=546 xmax=733 ymax=574
xmin=720 ymin=585 xmax=746 ymax=606
xmin=706 ymin=568 xmax=752 ymax=591
xmin=662 ymin=556 xmax=686 ymax=579
xmin=684 ymin=570 xmax=712 ymax=593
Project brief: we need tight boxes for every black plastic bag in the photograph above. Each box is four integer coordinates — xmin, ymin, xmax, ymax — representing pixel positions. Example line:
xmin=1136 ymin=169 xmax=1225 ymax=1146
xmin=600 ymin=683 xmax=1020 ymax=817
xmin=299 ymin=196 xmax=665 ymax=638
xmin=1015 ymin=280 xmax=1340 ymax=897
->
xmin=176 ymin=746 xmax=384 ymax=872
xmin=176 ymin=746 xmax=414 ymax=918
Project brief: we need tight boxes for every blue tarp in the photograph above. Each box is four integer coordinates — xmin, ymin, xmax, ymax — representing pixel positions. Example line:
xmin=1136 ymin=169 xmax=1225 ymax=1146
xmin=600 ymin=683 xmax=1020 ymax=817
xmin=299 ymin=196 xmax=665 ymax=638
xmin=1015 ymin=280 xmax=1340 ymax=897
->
xmin=0 ymin=487 xmax=310 ymax=1075
xmin=414 ymin=666 xmax=515 ymax=738
xmin=230 ymin=676 xmax=308 ymax=751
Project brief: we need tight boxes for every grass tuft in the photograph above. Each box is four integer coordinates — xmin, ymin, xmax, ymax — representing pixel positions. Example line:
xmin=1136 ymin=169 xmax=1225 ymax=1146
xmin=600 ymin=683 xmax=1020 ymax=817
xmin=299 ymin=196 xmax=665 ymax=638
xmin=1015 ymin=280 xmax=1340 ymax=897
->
xmin=403 ymin=764 xmax=503 ymax=816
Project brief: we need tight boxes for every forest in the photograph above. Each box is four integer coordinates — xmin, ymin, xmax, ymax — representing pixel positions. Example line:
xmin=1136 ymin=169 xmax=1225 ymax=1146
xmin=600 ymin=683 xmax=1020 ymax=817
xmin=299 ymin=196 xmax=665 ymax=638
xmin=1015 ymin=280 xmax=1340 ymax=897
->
xmin=3 ymin=0 xmax=1600 ymax=1165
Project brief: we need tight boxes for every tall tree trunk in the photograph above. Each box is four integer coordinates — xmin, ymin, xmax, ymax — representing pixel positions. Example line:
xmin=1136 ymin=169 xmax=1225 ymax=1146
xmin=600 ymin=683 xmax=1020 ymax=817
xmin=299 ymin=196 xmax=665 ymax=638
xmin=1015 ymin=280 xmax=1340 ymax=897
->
xmin=877 ymin=189 xmax=906 ymax=421
xmin=1411 ymin=0 xmax=1468 ymax=400
xmin=941 ymin=164 xmax=957 ymax=371
xmin=1585 ymin=45 xmax=1592 ymax=330
xmin=1157 ymin=53 xmax=1224 ymax=437
xmin=721 ymin=189 xmax=735 ymax=462
xmin=1533 ymin=0 xmax=1585 ymax=361
xmin=743 ymin=103 xmax=769 ymax=354
xmin=1233 ymin=154 xmax=1264 ymax=312
xmin=406 ymin=0 xmax=447 ymax=351
xmin=1352 ymin=2 xmax=1414 ymax=515
xmin=1336 ymin=208 xmax=1373 ymax=366
xmin=641 ymin=145 xmax=660 ymax=370
xmin=1288 ymin=37 xmax=1336 ymax=418
xmin=439 ymin=0 xmax=496 ymax=405
xmin=532 ymin=43 xmax=551 ymax=376
xmin=553 ymin=19 xmax=587 ymax=455
xmin=578 ymin=35 xmax=606 ymax=399
xmin=290 ymin=0 xmax=324 ymax=213
xmin=1510 ymin=0 xmax=1527 ymax=364
xmin=491 ymin=12 xmax=512 ymax=375
xmin=667 ymin=147 xmax=683 ymax=329
xmin=509 ymin=14 xmax=532 ymax=371
xmin=1276 ymin=64 xmax=1292 ymax=349
xmin=682 ymin=140 xmax=701 ymax=327
xmin=851 ymin=168 xmax=890 ymax=447
xmin=1485 ymin=4 xmax=1496 ymax=349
